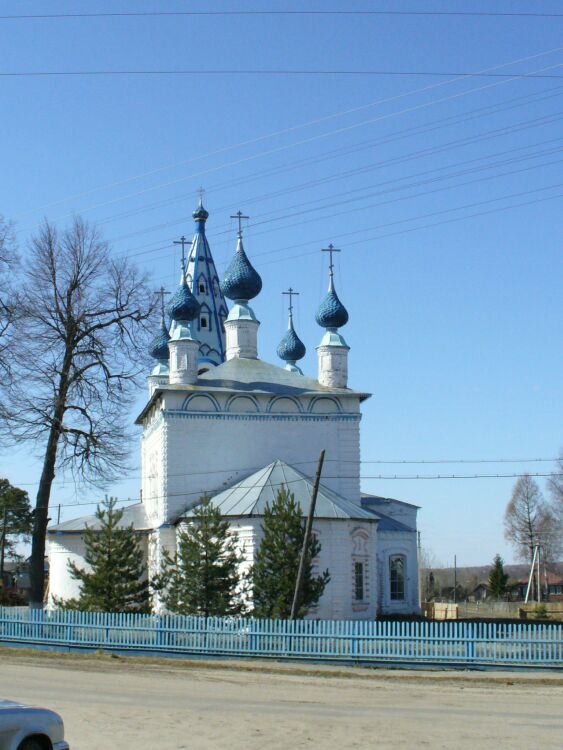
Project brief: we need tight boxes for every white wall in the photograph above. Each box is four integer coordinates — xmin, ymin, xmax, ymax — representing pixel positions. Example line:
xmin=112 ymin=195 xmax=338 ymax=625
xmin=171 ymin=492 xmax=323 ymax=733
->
xmin=376 ymin=531 xmax=420 ymax=615
xmin=47 ymin=535 xmax=88 ymax=604
xmin=47 ymin=532 xmax=149 ymax=607
xmin=146 ymin=389 xmax=362 ymax=523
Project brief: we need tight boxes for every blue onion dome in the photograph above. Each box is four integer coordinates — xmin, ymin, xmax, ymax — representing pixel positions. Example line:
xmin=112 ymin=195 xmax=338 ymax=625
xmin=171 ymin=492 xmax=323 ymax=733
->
xmin=149 ymin=319 xmax=170 ymax=361
xmin=315 ymin=283 xmax=349 ymax=329
xmin=220 ymin=237 xmax=262 ymax=301
xmin=192 ymin=198 xmax=209 ymax=223
xmin=277 ymin=320 xmax=306 ymax=363
xmin=166 ymin=277 xmax=201 ymax=321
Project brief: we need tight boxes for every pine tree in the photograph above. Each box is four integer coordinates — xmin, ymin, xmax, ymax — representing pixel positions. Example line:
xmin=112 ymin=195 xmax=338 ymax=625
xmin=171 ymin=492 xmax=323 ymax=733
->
xmin=251 ymin=486 xmax=330 ymax=619
xmin=158 ymin=496 xmax=243 ymax=616
xmin=0 ymin=478 xmax=33 ymax=580
xmin=488 ymin=554 xmax=509 ymax=600
xmin=60 ymin=498 xmax=149 ymax=612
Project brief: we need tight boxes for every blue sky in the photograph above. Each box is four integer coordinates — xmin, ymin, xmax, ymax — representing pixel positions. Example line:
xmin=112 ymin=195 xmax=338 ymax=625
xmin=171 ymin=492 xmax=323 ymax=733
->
xmin=1 ymin=0 xmax=562 ymax=567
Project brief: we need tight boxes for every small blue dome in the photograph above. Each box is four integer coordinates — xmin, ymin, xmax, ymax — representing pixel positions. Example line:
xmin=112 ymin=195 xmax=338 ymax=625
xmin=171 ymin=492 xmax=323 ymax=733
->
xmin=149 ymin=320 xmax=170 ymax=361
xmin=167 ymin=279 xmax=201 ymax=322
xmin=277 ymin=322 xmax=306 ymax=363
xmin=193 ymin=200 xmax=209 ymax=222
xmin=220 ymin=238 xmax=262 ymax=301
xmin=315 ymin=287 xmax=349 ymax=329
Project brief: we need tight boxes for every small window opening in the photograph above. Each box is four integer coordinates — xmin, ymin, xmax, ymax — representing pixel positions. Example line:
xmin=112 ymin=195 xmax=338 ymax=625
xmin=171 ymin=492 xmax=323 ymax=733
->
xmin=201 ymin=317 xmax=208 ymax=329
xmin=354 ymin=561 xmax=364 ymax=601
xmin=199 ymin=283 xmax=206 ymax=294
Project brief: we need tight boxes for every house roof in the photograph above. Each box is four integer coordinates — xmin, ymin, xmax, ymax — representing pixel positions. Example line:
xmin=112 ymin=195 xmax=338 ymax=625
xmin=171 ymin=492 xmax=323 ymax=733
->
xmin=361 ymin=493 xmax=420 ymax=510
xmin=47 ymin=502 xmax=150 ymax=534
xmin=136 ymin=357 xmax=370 ymax=424
xmin=364 ymin=509 xmax=415 ymax=532
xmin=180 ymin=459 xmax=376 ymax=521
xmin=511 ymin=572 xmax=563 ymax=587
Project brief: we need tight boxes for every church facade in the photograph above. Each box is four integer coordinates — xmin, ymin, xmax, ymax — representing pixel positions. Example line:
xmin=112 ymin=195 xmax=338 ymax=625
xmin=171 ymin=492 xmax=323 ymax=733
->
xmin=48 ymin=201 xmax=420 ymax=619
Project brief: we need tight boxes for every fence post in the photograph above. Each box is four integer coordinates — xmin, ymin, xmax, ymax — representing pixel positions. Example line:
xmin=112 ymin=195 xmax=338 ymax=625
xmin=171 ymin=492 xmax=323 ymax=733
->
xmin=466 ymin=622 xmax=475 ymax=663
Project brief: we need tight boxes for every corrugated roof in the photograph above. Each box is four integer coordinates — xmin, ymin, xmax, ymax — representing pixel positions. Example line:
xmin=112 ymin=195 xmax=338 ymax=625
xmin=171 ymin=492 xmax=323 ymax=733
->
xmin=47 ymin=502 xmax=150 ymax=534
xmin=182 ymin=459 xmax=376 ymax=521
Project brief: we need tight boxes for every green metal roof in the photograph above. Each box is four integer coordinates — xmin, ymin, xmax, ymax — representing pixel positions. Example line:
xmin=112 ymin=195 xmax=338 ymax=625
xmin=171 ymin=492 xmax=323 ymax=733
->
xmin=182 ymin=459 xmax=376 ymax=521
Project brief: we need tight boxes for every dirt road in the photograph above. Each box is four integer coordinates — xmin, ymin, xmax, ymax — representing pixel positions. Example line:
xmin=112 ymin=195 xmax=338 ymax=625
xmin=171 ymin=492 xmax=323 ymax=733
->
xmin=1 ymin=650 xmax=562 ymax=749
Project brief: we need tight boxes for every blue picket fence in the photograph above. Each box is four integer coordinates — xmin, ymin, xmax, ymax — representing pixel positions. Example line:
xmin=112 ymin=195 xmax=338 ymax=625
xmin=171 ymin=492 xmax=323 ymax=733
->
xmin=0 ymin=608 xmax=561 ymax=667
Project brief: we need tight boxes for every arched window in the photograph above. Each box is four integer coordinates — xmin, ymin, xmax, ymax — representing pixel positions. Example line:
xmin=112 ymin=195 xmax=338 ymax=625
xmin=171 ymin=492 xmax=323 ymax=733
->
xmin=389 ymin=555 xmax=406 ymax=600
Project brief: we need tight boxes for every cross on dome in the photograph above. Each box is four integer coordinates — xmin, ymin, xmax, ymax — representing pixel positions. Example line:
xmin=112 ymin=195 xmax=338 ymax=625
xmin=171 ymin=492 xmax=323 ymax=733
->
xmin=277 ymin=287 xmax=306 ymax=370
xmin=230 ymin=210 xmax=249 ymax=238
xmin=173 ymin=235 xmax=189 ymax=279
xmin=316 ymin=244 xmax=349 ymax=330
xmin=283 ymin=286 xmax=298 ymax=320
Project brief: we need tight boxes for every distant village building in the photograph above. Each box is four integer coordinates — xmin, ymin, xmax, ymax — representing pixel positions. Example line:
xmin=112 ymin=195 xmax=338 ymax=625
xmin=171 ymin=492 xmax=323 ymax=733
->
xmin=48 ymin=201 xmax=421 ymax=618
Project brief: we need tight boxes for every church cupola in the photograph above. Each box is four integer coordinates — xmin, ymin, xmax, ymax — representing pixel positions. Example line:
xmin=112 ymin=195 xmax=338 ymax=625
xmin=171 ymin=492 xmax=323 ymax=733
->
xmin=220 ymin=211 xmax=262 ymax=360
xmin=277 ymin=287 xmax=306 ymax=374
xmin=147 ymin=288 xmax=171 ymax=395
xmin=315 ymin=244 xmax=350 ymax=389
xmin=167 ymin=247 xmax=201 ymax=385
xmin=192 ymin=196 xmax=209 ymax=228
xmin=182 ymin=194 xmax=228 ymax=368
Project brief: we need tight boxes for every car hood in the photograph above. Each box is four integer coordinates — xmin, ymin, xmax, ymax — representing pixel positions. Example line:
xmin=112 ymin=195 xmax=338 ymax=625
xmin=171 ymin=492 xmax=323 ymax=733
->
xmin=0 ymin=700 xmax=29 ymax=709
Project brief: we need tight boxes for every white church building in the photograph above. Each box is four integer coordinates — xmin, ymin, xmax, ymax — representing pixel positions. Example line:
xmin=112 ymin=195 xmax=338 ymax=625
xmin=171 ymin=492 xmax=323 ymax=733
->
xmin=48 ymin=200 xmax=420 ymax=619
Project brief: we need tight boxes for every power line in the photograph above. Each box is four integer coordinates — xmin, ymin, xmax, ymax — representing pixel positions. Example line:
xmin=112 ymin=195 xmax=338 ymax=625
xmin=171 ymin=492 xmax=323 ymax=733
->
xmin=101 ymin=97 xmax=563 ymax=249
xmin=2 ymin=68 xmax=563 ymax=79
xmin=44 ymin=472 xmax=563 ymax=515
xmin=16 ymin=458 xmax=560 ymax=488
xmin=15 ymin=47 xmax=563 ymax=224
xmin=82 ymin=87 xmax=563 ymax=257
xmin=31 ymin=58 xmax=562 ymax=236
xmin=2 ymin=11 xmax=562 ymax=20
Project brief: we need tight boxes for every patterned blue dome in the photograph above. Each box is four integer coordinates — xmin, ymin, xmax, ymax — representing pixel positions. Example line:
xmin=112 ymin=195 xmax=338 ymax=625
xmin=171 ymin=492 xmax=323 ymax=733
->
xmin=315 ymin=287 xmax=349 ymax=329
xmin=167 ymin=279 xmax=200 ymax=322
xmin=149 ymin=320 xmax=170 ymax=361
xmin=220 ymin=238 xmax=262 ymax=301
xmin=277 ymin=322 xmax=306 ymax=362
xmin=193 ymin=200 xmax=209 ymax=222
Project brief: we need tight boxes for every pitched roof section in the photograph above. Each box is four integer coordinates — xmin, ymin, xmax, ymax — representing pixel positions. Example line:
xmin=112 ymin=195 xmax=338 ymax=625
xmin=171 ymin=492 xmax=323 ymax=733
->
xmin=198 ymin=356 xmax=369 ymax=397
xmin=182 ymin=459 xmax=376 ymax=521
xmin=47 ymin=502 xmax=150 ymax=534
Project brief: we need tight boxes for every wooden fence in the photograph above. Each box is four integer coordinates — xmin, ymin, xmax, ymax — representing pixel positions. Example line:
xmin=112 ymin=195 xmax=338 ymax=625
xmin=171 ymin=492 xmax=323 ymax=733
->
xmin=1 ymin=608 xmax=561 ymax=667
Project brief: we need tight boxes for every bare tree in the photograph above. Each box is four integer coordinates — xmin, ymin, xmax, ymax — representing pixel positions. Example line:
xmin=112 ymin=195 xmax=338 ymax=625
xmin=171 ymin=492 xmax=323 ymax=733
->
xmin=2 ymin=218 xmax=156 ymax=605
xmin=0 ymin=215 xmax=18 ymax=382
xmin=504 ymin=474 xmax=554 ymax=565
xmin=546 ymin=452 xmax=563 ymax=560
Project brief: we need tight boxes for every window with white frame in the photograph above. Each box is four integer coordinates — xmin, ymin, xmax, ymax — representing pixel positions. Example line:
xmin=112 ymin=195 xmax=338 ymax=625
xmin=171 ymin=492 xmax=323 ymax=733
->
xmin=389 ymin=554 xmax=406 ymax=600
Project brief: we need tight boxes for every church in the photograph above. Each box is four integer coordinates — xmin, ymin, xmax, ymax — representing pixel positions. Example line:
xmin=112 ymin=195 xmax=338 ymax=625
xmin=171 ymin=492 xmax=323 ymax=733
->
xmin=48 ymin=200 xmax=421 ymax=619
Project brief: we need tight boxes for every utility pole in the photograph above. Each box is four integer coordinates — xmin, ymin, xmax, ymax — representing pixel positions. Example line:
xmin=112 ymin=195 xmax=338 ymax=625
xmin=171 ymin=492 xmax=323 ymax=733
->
xmin=290 ymin=450 xmax=325 ymax=620
xmin=417 ymin=530 xmax=422 ymax=608
xmin=536 ymin=545 xmax=541 ymax=604
xmin=453 ymin=555 xmax=457 ymax=603
xmin=0 ymin=504 xmax=7 ymax=583
xmin=524 ymin=545 xmax=539 ymax=604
